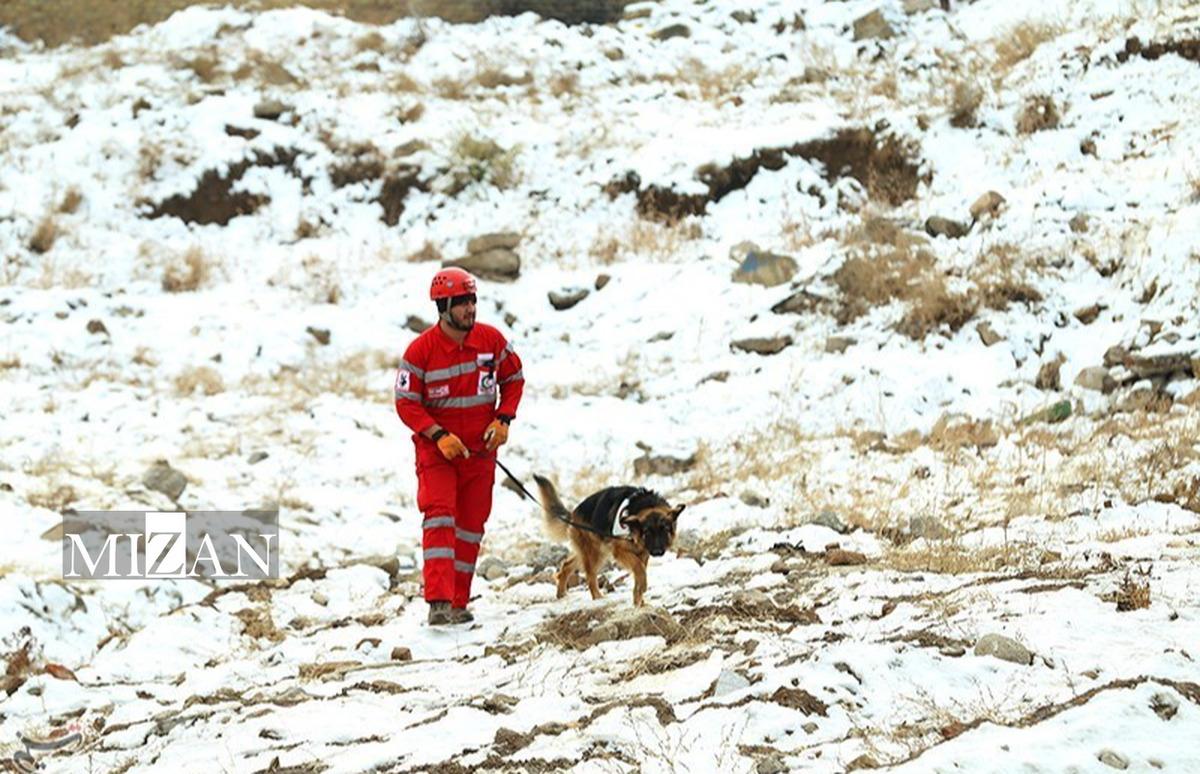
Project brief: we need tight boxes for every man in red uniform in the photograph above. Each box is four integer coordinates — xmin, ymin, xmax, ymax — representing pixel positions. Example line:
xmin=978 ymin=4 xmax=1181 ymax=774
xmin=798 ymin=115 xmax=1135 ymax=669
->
xmin=394 ymin=268 xmax=524 ymax=625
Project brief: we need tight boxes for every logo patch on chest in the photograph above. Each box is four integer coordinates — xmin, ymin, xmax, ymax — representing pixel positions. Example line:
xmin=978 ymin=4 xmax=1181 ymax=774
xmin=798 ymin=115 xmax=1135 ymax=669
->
xmin=427 ymin=384 xmax=450 ymax=398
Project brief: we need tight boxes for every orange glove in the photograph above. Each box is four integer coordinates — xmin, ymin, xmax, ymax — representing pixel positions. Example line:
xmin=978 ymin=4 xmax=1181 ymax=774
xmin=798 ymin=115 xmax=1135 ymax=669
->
xmin=483 ymin=418 xmax=509 ymax=452
xmin=434 ymin=431 xmax=469 ymax=460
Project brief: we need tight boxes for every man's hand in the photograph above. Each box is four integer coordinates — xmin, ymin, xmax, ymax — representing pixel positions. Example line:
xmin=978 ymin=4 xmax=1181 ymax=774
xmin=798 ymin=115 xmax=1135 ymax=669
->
xmin=435 ymin=431 xmax=469 ymax=460
xmin=483 ymin=419 xmax=509 ymax=452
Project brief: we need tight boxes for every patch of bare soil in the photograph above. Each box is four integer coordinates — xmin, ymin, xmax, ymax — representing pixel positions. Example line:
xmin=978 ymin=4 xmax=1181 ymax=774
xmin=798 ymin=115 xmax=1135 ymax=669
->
xmin=146 ymin=147 xmax=303 ymax=225
xmin=537 ymin=606 xmax=684 ymax=650
xmin=608 ymin=128 xmax=923 ymax=223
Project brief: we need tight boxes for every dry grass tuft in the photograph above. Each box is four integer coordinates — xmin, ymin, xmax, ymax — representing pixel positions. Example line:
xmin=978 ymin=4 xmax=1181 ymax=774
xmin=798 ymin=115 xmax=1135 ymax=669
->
xmin=993 ymin=20 xmax=1065 ymax=71
xmin=58 ymin=187 xmax=83 ymax=214
xmin=354 ymin=30 xmax=386 ymax=53
xmin=450 ymin=134 xmax=521 ymax=190
xmin=475 ymin=67 xmax=532 ymax=90
xmin=29 ymin=215 xmax=58 ymax=254
xmin=175 ymin=365 xmax=225 ymax=396
xmin=162 ymin=245 xmax=211 ymax=292
xmin=1112 ymin=570 xmax=1150 ymax=611
xmin=243 ymin=350 xmax=396 ymax=403
xmin=970 ymin=242 xmax=1043 ymax=310
xmin=27 ymin=484 xmax=78 ymax=512
xmin=407 ymin=241 xmax=442 ymax=263
xmin=884 ymin=539 xmax=1039 ymax=575
xmin=1016 ymin=95 xmax=1060 ymax=135
xmin=948 ymin=80 xmax=984 ymax=128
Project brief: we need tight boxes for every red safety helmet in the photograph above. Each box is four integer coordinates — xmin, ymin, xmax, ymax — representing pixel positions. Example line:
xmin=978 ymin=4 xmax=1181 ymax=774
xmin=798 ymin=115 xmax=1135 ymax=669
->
xmin=429 ymin=267 xmax=477 ymax=300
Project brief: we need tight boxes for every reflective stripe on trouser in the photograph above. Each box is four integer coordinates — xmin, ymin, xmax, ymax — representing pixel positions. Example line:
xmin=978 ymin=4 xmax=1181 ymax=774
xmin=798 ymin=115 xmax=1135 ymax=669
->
xmin=414 ymin=446 xmax=496 ymax=606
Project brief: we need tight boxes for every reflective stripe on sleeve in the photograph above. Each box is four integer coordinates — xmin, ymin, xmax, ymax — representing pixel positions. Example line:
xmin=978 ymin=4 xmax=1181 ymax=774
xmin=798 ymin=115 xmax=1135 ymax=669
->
xmin=395 ymin=390 xmax=422 ymax=401
xmin=401 ymin=359 xmax=426 ymax=379
xmin=499 ymin=369 xmax=523 ymax=385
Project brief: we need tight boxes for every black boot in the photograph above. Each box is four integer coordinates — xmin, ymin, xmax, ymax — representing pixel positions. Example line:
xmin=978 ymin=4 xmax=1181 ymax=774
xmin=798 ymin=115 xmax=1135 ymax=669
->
xmin=449 ymin=607 xmax=474 ymax=624
xmin=427 ymin=601 xmax=452 ymax=625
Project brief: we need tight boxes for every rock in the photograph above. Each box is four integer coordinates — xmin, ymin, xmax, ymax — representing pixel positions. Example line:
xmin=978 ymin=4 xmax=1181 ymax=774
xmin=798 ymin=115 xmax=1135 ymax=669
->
xmin=853 ymin=9 xmax=894 ymax=40
xmin=771 ymin=289 xmax=827 ymax=315
xmin=1069 ymin=213 xmax=1090 ymax=233
xmin=976 ymin=321 xmax=1003 ymax=346
xmin=477 ymin=556 xmax=508 ymax=581
xmin=902 ymin=0 xmax=938 ymax=13
xmin=1073 ymin=304 xmax=1103 ymax=325
xmin=390 ymin=646 xmax=412 ymax=662
xmin=732 ymin=336 xmax=792 ymax=355
xmin=1074 ymin=366 xmax=1116 ymax=394
xmin=312 ymin=591 xmax=329 ymax=606
xmin=924 ymin=216 xmax=971 ymax=239
xmin=756 ymin=754 xmax=787 ymax=774
xmin=969 ymin=191 xmax=1006 ymax=221
xmin=548 ymin=288 xmax=589 ymax=311
xmin=1150 ymin=691 xmax=1179 ymax=720
xmin=731 ymin=243 xmax=798 ymax=287
xmin=634 ymin=452 xmax=696 ymax=477
xmin=595 ymin=273 xmax=610 ymax=290
xmin=740 ymin=491 xmax=769 ymax=508
xmin=673 ymin=529 xmax=701 ymax=553
xmin=1036 ymin=353 xmax=1066 ymax=391
xmin=445 ymin=248 xmax=520 ymax=282
xmin=700 ymin=371 xmax=729 ymax=384
xmin=1127 ymin=352 xmax=1195 ymax=379
xmin=253 ymin=99 xmax=290 ymax=120
xmin=86 ymin=319 xmax=108 ymax=336
xmin=651 ymin=24 xmax=691 ymax=41
xmin=808 ymin=510 xmax=848 ymax=533
xmin=973 ymin=633 xmax=1032 ymax=665
xmin=939 ymin=645 xmax=966 ymax=657
xmin=909 ymin=515 xmax=950 ymax=540
xmin=587 ymin=606 xmax=684 ymax=645
xmin=1096 ymin=750 xmax=1129 ymax=770
xmin=143 ymin=461 xmax=187 ymax=501
xmin=802 ymin=722 xmax=819 ymax=734
xmin=527 ymin=543 xmax=569 ymax=572
xmin=712 ymin=669 xmax=752 ymax=698
xmin=404 ymin=315 xmax=430 ymax=333
xmin=825 ymin=549 xmax=867 ymax=566
xmin=248 ymin=451 xmax=269 ymax=464
xmin=825 ymin=336 xmax=855 ymax=354
xmin=466 ymin=232 xmax=520 ymax=253
xmin=731 ymin=10 xmax=756 ymax=24
xmin=1018 ymin=399 xmax=1072 ymax=426
xmin=305 ymin=326 xmax=330 ymax=345
xmin=1103 ymin=345 xmax=1129 ymax=368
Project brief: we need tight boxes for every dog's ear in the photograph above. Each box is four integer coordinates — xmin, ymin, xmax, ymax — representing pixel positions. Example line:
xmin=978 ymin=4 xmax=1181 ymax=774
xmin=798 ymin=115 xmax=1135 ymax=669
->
xmin=619 ymin=508 xmax=647 ymax=529
xmin=670 ymin=504 xmax=685 ymax=520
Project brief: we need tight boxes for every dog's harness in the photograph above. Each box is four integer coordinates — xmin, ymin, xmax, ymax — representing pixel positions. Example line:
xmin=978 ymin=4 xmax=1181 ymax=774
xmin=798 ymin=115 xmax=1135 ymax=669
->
xmin=493 ymin=457 xmax=633 ymax=540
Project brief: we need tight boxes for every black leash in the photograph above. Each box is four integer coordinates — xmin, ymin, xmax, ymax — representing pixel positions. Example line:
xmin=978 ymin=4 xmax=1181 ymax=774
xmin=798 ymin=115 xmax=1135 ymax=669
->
xmin=490 ymin=455 xmax=626 ymax=540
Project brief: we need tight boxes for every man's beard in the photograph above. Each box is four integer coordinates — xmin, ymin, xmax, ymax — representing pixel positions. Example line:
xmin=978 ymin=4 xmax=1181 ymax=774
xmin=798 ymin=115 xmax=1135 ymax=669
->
xmin=445 ymin=311 xmax=474 ymax=332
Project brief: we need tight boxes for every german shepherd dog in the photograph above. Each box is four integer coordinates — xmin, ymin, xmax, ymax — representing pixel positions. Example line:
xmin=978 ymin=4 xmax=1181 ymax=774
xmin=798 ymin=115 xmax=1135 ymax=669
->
xmin=532 ymin=475 xmax=684 ymax=606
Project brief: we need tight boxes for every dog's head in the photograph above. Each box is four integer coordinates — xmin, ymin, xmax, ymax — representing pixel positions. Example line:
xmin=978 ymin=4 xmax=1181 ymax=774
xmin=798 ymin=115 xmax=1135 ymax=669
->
xmin=620 ymin=490 xmax=685 ymax=557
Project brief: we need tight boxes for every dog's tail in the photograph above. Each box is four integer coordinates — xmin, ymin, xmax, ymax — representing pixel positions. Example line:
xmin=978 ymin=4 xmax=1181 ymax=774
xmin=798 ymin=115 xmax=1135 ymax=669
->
xmin=532 ymin=474 xmax=571 ymax=542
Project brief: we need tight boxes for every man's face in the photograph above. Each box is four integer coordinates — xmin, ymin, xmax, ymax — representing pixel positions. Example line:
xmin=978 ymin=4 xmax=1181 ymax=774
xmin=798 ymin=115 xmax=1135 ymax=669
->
xmin=445 ymin=293 xmax=476 ymax=331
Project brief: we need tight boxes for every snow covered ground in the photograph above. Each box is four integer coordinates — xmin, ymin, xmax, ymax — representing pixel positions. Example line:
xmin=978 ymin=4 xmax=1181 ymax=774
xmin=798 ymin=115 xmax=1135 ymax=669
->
xmin=1 ymin=0 xmax=1199 ymax=770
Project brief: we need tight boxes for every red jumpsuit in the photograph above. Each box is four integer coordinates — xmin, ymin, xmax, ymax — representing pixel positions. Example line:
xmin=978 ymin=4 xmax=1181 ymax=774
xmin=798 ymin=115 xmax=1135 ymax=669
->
xmin=394 ymin=322 xmax=524 ymax=608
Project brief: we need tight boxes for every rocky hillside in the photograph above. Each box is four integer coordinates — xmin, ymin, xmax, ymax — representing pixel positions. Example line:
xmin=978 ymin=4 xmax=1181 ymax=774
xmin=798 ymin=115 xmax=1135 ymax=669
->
xmin=1 ymin=0 xmax=1199 ymax=771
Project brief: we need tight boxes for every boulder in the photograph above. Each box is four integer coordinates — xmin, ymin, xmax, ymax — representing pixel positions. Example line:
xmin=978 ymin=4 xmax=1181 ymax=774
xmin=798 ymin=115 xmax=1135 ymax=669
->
xmin=548 ymin=288 xmax=589 ymax=310
xmin=853 ymin=9 xmax=894 ymax=40
xmin=445 ymin=248 xmax=520 ymax=282
xmin=731 ymin=243 xmax=798 ymax=287
xmin=973 ymin=633 xmax=1032 ymax=665
xmin=925 ymin=216 xmax=971 ymax=239
xmin=732 ymin=336 xmax=792 ymax=355
xmin=467 ymin=232 xmax=520 ymax=253
xmin=969 ymin=191 xmax=1006 ymax=221
xmin=143 ymin=461 xmax=187 ymax=501
xmin=1074 ymin=366 xmax=1116 ymax=394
